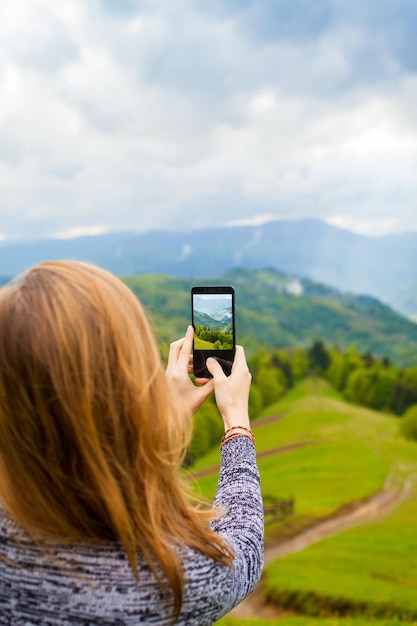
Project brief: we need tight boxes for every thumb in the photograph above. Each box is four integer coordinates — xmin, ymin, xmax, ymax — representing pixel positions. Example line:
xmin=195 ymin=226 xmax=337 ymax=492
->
xmin=206 ymin=357 xmax=226 ymax=380
xmin=196 ymin=379 xmax=215 ymax=403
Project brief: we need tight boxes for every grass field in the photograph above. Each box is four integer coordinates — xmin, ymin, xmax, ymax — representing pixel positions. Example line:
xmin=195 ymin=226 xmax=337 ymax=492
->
xmin=216 ymin=617 xmax=417 ymax=626
xmin=190 ymin=378 xmax=417 ymax=623
xmin=264 ymin=486 xmax=417 ymax=620
xmin=193 ymin=379 xmax=397 ymax=528
xmin=194 ymin=336 xmax=215 ymax=349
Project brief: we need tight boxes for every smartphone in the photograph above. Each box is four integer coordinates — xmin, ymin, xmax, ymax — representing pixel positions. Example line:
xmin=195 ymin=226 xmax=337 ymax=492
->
xmin=191 ymin=285 xmax=235 ymax=378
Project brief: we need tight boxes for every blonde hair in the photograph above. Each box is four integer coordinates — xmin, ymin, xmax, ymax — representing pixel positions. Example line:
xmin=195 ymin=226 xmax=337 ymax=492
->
xmin=0 ymin=261 xmax=233 ymax=620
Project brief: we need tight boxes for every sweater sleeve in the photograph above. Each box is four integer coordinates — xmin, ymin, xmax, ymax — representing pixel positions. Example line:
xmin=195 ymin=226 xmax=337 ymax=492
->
xmin=210 ymin=435 xmax=264 ymax=610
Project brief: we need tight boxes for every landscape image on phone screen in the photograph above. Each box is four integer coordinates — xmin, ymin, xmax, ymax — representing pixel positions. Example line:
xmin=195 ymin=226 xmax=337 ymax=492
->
xmin=193 ymin=294 xmax=233 ymax=350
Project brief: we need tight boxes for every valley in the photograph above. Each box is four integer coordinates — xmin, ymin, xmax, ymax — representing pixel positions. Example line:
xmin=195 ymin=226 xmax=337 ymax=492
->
xmin=190 ymin=379 xmax=417 ymax=624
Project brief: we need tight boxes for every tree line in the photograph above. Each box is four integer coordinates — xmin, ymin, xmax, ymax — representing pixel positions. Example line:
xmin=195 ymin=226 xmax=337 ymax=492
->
xmin=194 ymin=324 xmax=233 ymax=349
xmin=188 ymin=340 xmax=417 ymax=464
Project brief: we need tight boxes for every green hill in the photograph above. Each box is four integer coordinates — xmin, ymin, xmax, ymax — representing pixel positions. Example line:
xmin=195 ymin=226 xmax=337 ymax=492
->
xmin=124 ymin=268 xmax=417 ymax=366
xmin=193 ymin=310 xmax=232 ymax=334
xmin=190 ymin=379 xmax=417 ymax=624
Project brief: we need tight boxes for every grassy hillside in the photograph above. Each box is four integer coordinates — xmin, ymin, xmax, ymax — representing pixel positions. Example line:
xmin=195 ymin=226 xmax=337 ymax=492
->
xmin=217 ymin=617 xmax=417 ymax=626
xmin=189 ymin=379 xmax=417 ymax=623
xmin=123 ymin=268 xmax=417 ymax=366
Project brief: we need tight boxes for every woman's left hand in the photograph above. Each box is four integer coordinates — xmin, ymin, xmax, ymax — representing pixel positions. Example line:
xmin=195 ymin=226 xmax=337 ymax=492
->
xmin=165 ymin=326 xmax=214 ymax=415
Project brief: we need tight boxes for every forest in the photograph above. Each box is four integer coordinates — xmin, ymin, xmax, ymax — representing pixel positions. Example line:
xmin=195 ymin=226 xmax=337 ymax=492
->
xmin=194 ymin=324 xmax=234 ymax=349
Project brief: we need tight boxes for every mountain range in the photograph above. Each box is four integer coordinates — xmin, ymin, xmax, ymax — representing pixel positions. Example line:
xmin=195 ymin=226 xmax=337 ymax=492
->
xmin=1 ymin=218 xmax=417 ymax=319
xmin=123 ymin=268 xmax=417 ymax=368
xmin=193 ymin=310 xmax=232 ymax=333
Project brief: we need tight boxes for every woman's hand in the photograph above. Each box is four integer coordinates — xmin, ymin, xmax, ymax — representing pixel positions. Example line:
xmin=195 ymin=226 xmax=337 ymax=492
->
xmin=206 ymin=345 xmax=252 ymax=432
xmin=166 ymin=326 xmax=214 ymax=415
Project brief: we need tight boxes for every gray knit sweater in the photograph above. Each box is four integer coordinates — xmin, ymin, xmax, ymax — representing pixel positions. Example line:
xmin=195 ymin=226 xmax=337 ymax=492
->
xmin=0 ymin=436 xmax=264 ymax=625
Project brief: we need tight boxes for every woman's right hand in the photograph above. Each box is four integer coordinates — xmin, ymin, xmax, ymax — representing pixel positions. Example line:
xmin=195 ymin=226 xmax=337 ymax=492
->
xmin=206 ymin=345 xmax=252 ymax=432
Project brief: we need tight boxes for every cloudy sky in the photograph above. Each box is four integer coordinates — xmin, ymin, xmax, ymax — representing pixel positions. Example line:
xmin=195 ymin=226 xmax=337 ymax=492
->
xmin=1 ymin=0 xmax=416 ymax=241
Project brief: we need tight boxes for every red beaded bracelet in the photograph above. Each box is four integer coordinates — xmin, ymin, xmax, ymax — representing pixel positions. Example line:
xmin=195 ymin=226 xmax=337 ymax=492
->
xmin=220 ymin=425 xmax=255 ymax=449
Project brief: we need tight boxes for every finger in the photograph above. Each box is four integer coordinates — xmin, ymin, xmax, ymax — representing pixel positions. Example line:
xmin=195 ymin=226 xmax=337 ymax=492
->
xmin=194 ymin=379 xmax=215 ymax=404
xmin=176 ymin=325 xmax=194 ymax=369
xmin=167 ymin=335 xmax=186 ymax=369
xmin=206 ymin=357 xmax=227 ymax=380
xmin=167 ymin=326 xmax=194 ymax=371
xmin=194 ymin=376 xmax=212 ymax=385
xmin=231 ymin=345 xmax=247 ymax=371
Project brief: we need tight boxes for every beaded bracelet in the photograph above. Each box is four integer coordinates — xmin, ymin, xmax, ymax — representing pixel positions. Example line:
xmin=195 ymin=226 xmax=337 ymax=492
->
xmin=220 ymin=425 xmax=255 ymax=449
xmin=220 ymin=432 xmax=255 ymax=448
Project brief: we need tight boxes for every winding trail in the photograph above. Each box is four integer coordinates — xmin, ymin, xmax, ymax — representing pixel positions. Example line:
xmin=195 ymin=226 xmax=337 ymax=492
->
xmin=229 ymin=475 xmax=414 ymax=619
xmin=191 ymin=411 xmax=416 ymax=618
xmin=193 ymin=415 xmax=326 ymax=480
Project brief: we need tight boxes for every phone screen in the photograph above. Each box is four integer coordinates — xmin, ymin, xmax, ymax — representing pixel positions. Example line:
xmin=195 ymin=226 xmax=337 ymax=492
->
xmin=191 ymin=286 xmax=235 ymax=378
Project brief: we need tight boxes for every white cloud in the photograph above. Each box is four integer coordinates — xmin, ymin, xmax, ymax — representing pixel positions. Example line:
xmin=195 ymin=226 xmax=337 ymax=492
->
xmin=179 ymin=244 xmax=192 ymax=260
xmin=0 ymin=0 xmax=416 ymax=240
xmin=226 ymin=214 xmax=282 ymax=227
xmin=324 ymin=215 xmax=400 ymax=237
xmin=49 ymin=224 xmax=111 ymax=239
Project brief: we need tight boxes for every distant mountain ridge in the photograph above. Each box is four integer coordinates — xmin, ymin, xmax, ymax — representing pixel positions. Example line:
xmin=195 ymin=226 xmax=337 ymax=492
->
xmin=193 ymin=310 xmax=232 ymax=334
xmin=211 ymin=308 xmax=233 ymax=323
xmin=1 ymin=219 xmax=417 ymax=318
xmin=123 ymin=267 xmax=417 ymax=368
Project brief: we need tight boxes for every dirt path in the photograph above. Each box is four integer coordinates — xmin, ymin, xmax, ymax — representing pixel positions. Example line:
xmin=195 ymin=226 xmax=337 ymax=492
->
xmin=252 ymin=414 xmax=285 ymax=428
xmin=192 ymin=414 xmax=326 ymax=480
xmin=229 ymin=475 xmax=414 ymax=619
xmin=193 ymin=439 xmax=326 ymax=479
xmin=191 ymin=414 xmax=415 ymax=618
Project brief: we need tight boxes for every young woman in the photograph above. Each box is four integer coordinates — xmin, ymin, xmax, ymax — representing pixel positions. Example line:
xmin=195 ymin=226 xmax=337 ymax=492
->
xmin=0 ymin=261 xmax=263 ymax=625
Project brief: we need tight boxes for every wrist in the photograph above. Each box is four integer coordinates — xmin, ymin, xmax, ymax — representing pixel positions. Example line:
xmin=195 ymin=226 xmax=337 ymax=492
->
xmin=222 ymin=412 xmax=250 ymax=432
xmin=220 ymin=424 xmax=255 ymax=448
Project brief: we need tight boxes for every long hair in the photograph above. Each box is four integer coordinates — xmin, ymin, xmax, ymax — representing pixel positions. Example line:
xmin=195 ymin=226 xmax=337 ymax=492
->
xmin=0 ymin=261 xmax=233 ymax=620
